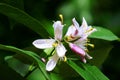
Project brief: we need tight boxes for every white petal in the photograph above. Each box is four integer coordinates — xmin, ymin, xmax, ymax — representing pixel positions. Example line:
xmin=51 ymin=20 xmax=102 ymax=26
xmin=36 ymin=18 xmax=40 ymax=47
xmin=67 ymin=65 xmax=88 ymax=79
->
xmin=86 ymin=26 xmax=97 ymax=35
xmin=82 ymin=26 xmax=97 ymax=39
xmin=86 ymin=53 xmax=93 ymax=59
xmin=81 ymin=17 xmax=88 ymax=28
xmin=32 ymin=39 xmax=55 ymax=49
xmin=65 ymin=25 xmax=76 ymax=36
xmin=56 ymin=43 xmax=67 ymax=57
xmin=72 ymin=18 xmax=79 ymax=30
xmin=66 ymin=18 xmax=80 ymax=37
xmin=79 ymin=18 xmax=97 ymax=39
xmin=53 ymin=21 xmax=63 ymax=40
xmin=81 ymin=57 xmax=87 ymax=63
xmin=74 ymin=39 xmax=87 ymax=50
xmin=46 ymin=53 xmax=59 ymax=71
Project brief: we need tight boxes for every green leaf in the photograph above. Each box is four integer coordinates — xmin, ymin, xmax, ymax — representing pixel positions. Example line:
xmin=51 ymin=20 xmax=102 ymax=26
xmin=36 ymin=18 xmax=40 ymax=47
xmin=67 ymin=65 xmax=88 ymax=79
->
xmin=27 ymin=68 xmax=46 ymax=80
xmin=67 ymin=60 xmax=109 ymax=80
xmin=50 ymin=73 xmax=63 ymax=80
xmin=89 ymin=27 xmax=119 ymax=41
xmin=0 ymin=3 xmax=49 ymax=38
xmin=5 ymin=56 xmax=33 ymax=77
xmin=44 ymin=47 xmax=54 ymax=55
xmin=0 ymin=44 xmax=51 ymax=80
xmin=82 ymin=63 xmax=109 ymax=80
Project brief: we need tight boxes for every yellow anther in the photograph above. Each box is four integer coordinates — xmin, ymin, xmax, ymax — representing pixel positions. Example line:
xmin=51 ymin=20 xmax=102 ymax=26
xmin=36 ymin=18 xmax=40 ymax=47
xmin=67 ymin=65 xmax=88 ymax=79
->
xmin=59 ymin=14 xmax=63 ymax=23
xmin=86 ymin=28 xmax=94 ymax=33
xmin=63 ymin=56 xmax=67 ymax=62
xmin=85 ymin=28 xmax=93 ymax=34
xmin=88 ymin=44 xmax=94 ymax=48
xmin=52 ymin=43 xmax=58 ymax=47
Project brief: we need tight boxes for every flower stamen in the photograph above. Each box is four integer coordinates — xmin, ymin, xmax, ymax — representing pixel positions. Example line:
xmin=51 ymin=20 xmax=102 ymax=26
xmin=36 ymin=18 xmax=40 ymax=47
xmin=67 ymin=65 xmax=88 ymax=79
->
xmin=59 ymin=14 xmax=63 ymax=24
xmin=85 ymin=28 xmax=94 ymax=33
xmin=63 ymin=56 xmax=67 ymax=62
xmin=88 ymin=43 xmax=94 ymax=48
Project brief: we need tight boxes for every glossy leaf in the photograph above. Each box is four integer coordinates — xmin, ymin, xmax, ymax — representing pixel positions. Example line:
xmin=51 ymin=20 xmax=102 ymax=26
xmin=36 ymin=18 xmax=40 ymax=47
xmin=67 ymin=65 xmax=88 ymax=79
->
xmin=27 ymin=68 xmax=46 ymax=80
xmin=82 ymin=63 xmax=109 ymax=80
xmin=44 ymin=47 xmax=54 ymax=55
xmin=0 ymin=44 xmax=51 ymax=80
xmin=50 ymin=73 xmax=63 ymax=80
xmin=89 ymin=26 xmax=119 ymax=41
xmin=67 ymin=60 xmax=109 ymax=80
xmin=0 ymin=3 xmax=49 ymax=38
xmin=5 ymin=56 xmax=32 ymax=77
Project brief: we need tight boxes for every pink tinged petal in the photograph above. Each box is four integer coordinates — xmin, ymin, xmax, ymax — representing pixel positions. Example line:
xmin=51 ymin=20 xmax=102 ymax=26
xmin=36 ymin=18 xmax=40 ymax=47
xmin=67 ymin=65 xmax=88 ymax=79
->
xmin=74 ymin=29 xmax=79 ymax=36
xmin=46 ymin=53 xmax=59 ymax=71
xmin=82 ymin=26 xmax=97 ymax=40
xmin=53 ymin=21 xmax=63 ymax=40
xmin=32 ymin=39 xmax=55 ymax=49
xmin=69 ymin=43 xmax=85 ymax=57
xmin=81 ymin=17 xmax=88 ymax=28
xmin=79 ymin=18 xmax=97 ymax=40
xmin=81 ymin=57 xmax=87 ymax=63
xmin=56 ymin=43 xmax=67 ymax=57
xmin=78 ymin=18 xmax=88 ymax=37
xmin=65 ymin=25 xmax=76 ymax=36
xmin=72 ymin=18 xmax=81 ymax=37
xmin=74 ymin=39 xmax=87 ymax=50
xmin=41 ymin=58 xmax=46 ymax=62
xmin=78 ymin=18 xmax=88 ymax=36
xmin=72 ymin=18 xmax=79 ymax=30
xmin=65 ymin=18 xmax=80 ymax=38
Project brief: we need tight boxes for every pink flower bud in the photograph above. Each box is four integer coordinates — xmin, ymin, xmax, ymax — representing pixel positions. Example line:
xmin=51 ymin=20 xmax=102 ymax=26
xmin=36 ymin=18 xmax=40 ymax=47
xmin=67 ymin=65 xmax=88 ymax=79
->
xmin=69 ymin=43 xmax=86 ymax=57
xmin=41 ymin=58 xmax=46 ymax=62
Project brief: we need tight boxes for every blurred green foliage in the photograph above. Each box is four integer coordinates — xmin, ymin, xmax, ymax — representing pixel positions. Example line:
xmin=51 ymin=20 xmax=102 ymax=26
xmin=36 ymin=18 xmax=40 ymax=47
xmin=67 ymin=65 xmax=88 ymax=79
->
xmin=0 ymin=0 xmax=120 ymax=80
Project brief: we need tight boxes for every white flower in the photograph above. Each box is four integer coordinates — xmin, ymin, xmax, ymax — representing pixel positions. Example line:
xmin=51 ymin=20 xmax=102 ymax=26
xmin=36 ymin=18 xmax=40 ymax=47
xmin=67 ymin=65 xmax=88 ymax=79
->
xmin=46 ymin=53 xmax=59 ymax=71
xmin=33 ymin=21 xmax=67 ymax=71
xmin=78 ymin=18 xmax=96 ymax=40
xmin=65 ymin=18 xmax=96 ymax=41
xmin=65 ymin=18 xmax=80 ymax=41
xmin=65 ymin=17 xmax=96 ymax=63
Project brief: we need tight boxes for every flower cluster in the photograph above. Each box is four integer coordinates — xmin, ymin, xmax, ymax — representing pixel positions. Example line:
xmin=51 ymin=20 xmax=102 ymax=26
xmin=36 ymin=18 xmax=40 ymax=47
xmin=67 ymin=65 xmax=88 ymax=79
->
xmin=33 ymin=16 xmax=96 ymax=71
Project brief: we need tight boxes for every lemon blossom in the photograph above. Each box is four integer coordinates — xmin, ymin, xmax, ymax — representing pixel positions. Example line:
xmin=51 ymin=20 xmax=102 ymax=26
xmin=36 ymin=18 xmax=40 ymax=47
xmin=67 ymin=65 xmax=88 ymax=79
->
xmin=65 ymin=18 xmax=96 ymax=63
xmin=33 ymin=20 xmax=67 ymax=71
